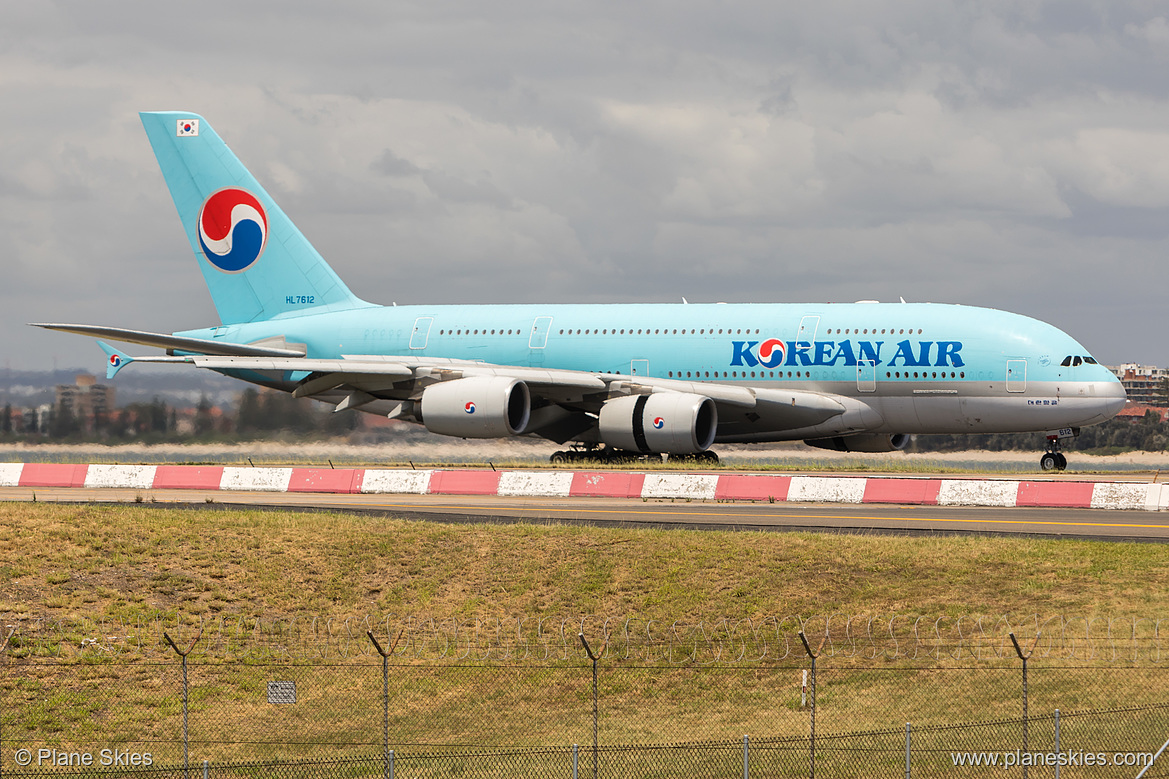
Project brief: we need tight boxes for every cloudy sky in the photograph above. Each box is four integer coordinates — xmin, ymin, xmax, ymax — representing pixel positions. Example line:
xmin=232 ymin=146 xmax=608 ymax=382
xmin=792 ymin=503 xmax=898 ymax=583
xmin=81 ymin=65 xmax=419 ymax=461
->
xmin=4 ymin=1 xmax=1169 ymax=372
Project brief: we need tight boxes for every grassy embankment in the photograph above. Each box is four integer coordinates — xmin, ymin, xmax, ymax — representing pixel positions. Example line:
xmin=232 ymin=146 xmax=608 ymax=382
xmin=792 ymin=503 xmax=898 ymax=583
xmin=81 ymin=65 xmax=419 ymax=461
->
xmin=0 ymin=502 xmax=1166 ymax=765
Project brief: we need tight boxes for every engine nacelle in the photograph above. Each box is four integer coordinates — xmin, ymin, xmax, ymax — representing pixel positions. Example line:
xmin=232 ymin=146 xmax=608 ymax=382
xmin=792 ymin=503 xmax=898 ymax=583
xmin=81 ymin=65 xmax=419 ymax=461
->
xmin=420 ymin=377 xmax=531 ymax=438
xmin=804 ymin=433 xmax=910 ymax=453
xmin=599 ymin=393 xmax=717 ymax=454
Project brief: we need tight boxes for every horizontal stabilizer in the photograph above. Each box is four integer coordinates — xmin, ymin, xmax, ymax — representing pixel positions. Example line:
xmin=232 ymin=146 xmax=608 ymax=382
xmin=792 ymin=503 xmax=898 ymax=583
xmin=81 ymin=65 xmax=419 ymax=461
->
xmin=96 ymin=341 xmax=133 ymax=379
xmin=30 ymin=323 xmax=306 ymax=358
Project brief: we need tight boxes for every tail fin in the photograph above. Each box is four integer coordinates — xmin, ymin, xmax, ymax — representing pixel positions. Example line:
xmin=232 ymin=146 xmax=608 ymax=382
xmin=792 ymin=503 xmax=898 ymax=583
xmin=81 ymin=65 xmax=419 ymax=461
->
xmin=140 ymin=112 xmax=372 ymax=324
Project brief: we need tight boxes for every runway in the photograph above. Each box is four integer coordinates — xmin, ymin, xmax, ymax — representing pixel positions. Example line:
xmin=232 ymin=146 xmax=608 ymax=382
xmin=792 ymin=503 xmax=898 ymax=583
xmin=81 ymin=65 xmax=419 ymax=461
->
xmin=4 ymin=486 xmax=1168 ymax=542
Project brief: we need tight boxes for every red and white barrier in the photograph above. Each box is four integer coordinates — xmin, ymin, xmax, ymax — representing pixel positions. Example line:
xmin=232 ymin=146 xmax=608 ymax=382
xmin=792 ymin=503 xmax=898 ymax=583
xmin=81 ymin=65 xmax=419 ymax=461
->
xmin=3 ymin=463 xmax=1166 ymax=511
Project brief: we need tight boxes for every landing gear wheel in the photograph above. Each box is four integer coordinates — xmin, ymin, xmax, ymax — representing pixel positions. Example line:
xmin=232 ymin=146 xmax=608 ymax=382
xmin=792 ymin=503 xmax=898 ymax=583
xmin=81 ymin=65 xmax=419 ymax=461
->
xmin=1040 ymin=430 xmax=1074 ymax=472
xmin=550 ymin=451 xmax=570 ymax=464
xmin=696 ymin=450 xmax=720 ymax=465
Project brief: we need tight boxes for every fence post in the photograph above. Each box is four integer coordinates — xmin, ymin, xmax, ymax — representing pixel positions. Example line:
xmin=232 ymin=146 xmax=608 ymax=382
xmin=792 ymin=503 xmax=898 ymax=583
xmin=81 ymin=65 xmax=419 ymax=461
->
xmin=1053 ymin=709 xmax=1060 ymax=779
xmin=743 ymin=735 xmax=749 ymax=779
xmin=164 ymin=629 xmax=202 ymax=779
xmin=799 ymin=631 xmax=827 ymax=779
xmin=367 ymin=630 xmax=405 ymax=779
xmin=573 ymin=743 xmax=579 ymax=779
xmin=0 ymin=627 xmax=14 ymax=779
xmin=579 ymin=632 xmax=606 ymax=779
xmin=905 ymin=723 xmax=911 ymax=779
xmin=1009 ymin=632 xmax=1040 ymax=779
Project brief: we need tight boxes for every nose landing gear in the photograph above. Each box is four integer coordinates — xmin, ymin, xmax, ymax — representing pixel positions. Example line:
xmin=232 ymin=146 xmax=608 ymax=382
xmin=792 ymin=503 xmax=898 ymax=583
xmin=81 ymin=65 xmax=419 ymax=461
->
xmin=1040 ymin=428 xmax=1078 ymax=472
xmin=1040 ymin=451 xmax=1067 ymax=472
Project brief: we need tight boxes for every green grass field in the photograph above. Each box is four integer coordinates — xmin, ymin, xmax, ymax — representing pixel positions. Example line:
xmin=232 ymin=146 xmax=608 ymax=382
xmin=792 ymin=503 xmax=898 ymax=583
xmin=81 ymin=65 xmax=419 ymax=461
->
xmin=1 ymin=503 xmax=1167 ymax=624
xmin=1 ymin=502 xmax=1167 ymax=769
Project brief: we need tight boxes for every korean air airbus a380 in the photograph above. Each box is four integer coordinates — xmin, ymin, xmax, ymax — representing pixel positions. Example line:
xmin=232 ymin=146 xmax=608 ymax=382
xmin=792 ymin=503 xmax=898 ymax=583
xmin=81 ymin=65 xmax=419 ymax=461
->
xmin=35 ymin=112 xmax=1127 ymax=471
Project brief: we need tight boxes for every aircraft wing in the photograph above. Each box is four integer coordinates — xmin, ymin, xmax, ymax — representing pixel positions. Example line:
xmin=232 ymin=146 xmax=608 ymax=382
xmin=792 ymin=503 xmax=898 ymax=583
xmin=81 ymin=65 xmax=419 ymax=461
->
xmin=69 ymin=332 xmax=848 ymax=444
xmin=31 ymin=323 xmax=306 ymax=358
xmin=102 ymin=349 xmax=847 ymax=434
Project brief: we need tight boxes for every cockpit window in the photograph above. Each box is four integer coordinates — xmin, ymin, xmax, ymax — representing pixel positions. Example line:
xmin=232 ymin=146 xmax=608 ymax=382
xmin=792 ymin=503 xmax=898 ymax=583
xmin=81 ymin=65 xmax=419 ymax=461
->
xmin=1073 ymin=356 xmax=1083 ymax=367
xmin=1084 ymin=356 xmax=1098 ymax=364
xmin=1060 ymin=356 xmax=1072 ymax=367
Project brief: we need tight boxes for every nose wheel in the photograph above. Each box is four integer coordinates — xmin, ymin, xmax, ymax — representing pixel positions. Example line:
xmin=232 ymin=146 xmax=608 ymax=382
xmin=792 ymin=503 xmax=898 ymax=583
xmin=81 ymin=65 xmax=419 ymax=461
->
xmin=1040 ymin=430 xmax=1074 ymax=471
xmin=1040 ymin=451 xmax=1067 ymax=471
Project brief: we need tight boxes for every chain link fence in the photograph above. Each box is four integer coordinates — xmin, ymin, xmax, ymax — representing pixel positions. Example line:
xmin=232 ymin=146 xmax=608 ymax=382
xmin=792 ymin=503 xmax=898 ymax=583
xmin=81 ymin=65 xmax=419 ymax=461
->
xmin=2 ymin=616 xmax=1168 ymax=777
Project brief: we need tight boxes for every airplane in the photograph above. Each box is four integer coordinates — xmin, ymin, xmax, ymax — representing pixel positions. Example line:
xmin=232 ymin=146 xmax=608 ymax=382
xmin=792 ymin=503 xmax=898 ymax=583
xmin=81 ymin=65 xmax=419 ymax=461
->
xmin=35 ymin=112 xmax=1127 ymax=471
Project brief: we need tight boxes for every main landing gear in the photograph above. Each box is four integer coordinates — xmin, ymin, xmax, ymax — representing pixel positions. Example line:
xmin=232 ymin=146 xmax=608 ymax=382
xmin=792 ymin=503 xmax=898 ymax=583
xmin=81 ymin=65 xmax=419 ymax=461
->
xmin=549 ymin=446 xmax=720 ymax=465
xmin=550 ymin=445 xmax=662 ymax=464
xmin=1039 ymin=428 xmax=1078 ymax=472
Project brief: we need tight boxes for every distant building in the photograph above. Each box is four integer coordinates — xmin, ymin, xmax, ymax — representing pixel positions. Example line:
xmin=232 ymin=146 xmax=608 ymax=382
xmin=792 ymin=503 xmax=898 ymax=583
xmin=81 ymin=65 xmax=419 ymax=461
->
xmin=1114 ymin=403 xmax=1169 ymax=423
xmin=1111 ymin=364 xmax=1168 ymax=406
xmin=54 ymin=373 xmax=116 ymax=430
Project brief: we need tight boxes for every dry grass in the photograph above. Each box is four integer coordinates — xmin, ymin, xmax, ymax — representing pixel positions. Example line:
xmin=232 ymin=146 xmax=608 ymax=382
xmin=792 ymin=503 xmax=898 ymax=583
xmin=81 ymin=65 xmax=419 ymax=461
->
xmin=0 ymin=503 xmax=1167 ymax=626
xmin=2 ymin=502 xmax=1167 ymax=763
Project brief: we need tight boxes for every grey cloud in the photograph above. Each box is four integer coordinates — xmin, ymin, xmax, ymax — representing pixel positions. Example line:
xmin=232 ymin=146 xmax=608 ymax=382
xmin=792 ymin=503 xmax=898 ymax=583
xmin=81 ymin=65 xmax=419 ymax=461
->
xmin=3 ymin=1 xmax=1169 ymax=371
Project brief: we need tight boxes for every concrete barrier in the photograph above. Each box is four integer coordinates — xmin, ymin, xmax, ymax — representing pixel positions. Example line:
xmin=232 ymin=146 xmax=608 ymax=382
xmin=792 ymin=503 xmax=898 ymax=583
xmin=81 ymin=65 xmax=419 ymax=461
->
xmin=641 ymin=474 xmax=719 ymax=500
xmin=3 ymin=462 xmax=1165 ymax=512
xmin=0 ymin=463 xmax=26 ymax=487
xmin=788 ymin=476 xmax=866 ymax=504
xmin=84 ymin=465 xmax=157 ymax=490
xmin=360 ymin=469 xmax=432 ymax=494
xmin=288 ymin=468 xmax=364 ymax=494
xmin=19 ymin=463 xmax=89 ymax=488
xmin=153 ymin=466 xmax=224 ymax=490
xmin=937 ymin=480 xmax=1020 ymax=508
xmin=498 ymin=471 xmax=575 ymax=497
xmin=220 ymin=467 xmax=293 ymax=492
xmin=428 ymin=470 xmax=502 ymax=495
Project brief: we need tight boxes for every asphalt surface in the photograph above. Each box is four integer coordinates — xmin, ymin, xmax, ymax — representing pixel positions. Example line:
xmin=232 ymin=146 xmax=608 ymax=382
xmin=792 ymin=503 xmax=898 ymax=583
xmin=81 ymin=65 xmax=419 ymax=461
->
xmin=3 ymin=486 xmax=1167 ymax=542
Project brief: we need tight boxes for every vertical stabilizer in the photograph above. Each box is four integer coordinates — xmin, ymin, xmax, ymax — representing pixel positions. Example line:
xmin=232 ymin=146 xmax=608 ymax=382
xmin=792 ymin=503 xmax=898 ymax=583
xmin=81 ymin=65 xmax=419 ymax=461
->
xmin=140 ymin=112 xmax=371 ymax=324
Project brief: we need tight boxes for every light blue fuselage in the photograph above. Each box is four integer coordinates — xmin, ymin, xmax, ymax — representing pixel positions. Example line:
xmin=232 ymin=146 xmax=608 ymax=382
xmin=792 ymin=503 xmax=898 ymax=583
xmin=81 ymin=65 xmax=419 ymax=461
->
xmin=180 ymin=300 xmax=1125 ymax=442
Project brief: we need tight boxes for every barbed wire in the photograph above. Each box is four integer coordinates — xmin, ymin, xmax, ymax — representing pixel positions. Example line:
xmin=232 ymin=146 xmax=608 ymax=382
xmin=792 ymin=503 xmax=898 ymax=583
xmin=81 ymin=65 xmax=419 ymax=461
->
xmin=2 ymin=613 xmax=1167 ymax=665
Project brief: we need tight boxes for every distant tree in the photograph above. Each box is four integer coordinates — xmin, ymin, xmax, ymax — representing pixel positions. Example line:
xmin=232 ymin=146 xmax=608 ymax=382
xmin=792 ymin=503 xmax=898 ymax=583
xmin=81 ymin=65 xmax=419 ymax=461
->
xmin=149 ymin=397 xmax=169 ymax=433
xmin=0 ymin=404 xmax=10 ymax=435
xmin=107 ymin=409 xmax=131 ymax=438
xmin=237 ymin=388 xmax=262 ymax=433
xmin=324 ymin=407 xmax=361 ymax=436
xmin=195 ymin=395 xmax=215 ymax=436
xmin=49 ymin=405 xmax=80 ymax=439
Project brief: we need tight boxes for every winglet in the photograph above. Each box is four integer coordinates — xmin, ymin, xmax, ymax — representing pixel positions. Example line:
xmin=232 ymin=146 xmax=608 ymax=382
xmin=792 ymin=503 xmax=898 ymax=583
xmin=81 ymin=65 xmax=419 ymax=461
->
xmin=97 ymin=341 xmax=133 ymax=379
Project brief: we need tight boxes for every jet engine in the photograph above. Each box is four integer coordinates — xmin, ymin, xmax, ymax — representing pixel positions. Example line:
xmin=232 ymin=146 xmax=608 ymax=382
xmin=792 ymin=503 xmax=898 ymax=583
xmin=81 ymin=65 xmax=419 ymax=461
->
xmin=420 ymin=377 xmax=531 ymax=438
xmin=804 ymin=433 xmax=910 ymax=453
xmin=598 ymin=392 xmax=717 ymax=454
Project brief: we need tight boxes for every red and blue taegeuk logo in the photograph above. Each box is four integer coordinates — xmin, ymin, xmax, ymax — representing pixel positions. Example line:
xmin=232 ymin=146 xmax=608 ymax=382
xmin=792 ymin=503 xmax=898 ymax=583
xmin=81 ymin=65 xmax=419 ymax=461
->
xmin=198 ymin=188 xmax=269 ymax=272
xmin=465 ymin=401 xmax=477 ymax=414
xmin=652 ymin=417 xmax=665 ymax=429
xmin=758 ymin=338 xmax=787 ymax=369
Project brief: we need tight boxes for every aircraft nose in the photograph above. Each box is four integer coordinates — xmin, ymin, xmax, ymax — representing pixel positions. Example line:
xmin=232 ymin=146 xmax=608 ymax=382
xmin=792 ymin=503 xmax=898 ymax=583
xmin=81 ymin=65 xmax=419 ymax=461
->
xmin=1099 ymin=374 xmax=1128 ymax=420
